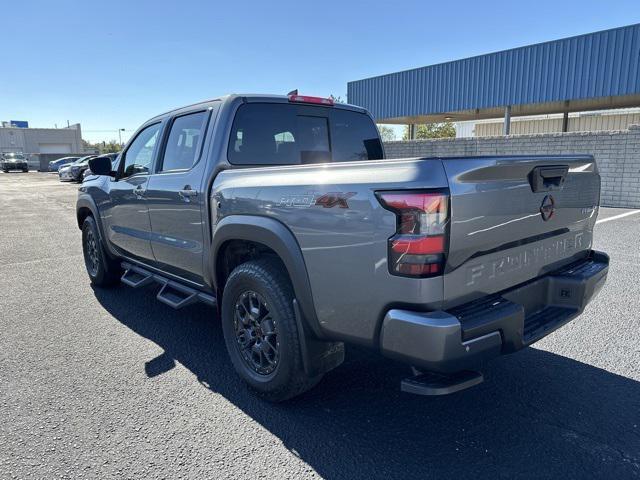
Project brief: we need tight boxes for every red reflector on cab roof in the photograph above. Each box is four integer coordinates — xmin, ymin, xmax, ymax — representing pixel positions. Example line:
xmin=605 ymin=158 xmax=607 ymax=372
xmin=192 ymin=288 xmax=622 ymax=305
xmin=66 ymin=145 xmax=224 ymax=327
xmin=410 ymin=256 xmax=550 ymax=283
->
xmin=288 ymin=94 xmax=334 ymax=106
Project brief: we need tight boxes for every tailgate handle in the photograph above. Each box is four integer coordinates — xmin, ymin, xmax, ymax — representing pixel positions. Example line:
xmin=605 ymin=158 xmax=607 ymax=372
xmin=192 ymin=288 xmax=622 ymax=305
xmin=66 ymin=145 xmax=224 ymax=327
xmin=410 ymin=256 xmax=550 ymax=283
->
xmin=529 ymin=165 xmax=569 ymax=192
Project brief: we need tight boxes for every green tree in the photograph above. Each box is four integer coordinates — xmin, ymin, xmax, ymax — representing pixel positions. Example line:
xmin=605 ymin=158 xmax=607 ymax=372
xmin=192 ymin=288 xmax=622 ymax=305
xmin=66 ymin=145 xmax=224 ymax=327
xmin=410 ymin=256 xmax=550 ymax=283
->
xmin=82 ymin=139 xmax=121 ymax=154
xmin=100 ymin=141 xmax=122 ymax=153
xmin=402 ymin=122 xmax=456 ymax=140
xmin=81 ymin=139 xmax=100 ymax=153
xmin=377 ymin=125 xmax=396 ymax=142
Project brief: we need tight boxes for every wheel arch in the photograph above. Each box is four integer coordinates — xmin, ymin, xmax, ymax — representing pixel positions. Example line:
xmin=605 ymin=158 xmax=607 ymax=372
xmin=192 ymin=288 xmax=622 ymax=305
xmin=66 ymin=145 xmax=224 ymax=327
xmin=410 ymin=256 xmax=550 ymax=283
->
xmin=76 ymin=205 xmax=93 ymax=229
xmin=76 ymin=195 xmax=117 ymax=259
xmin=76 ymin=196 xmax=99 ymax=227
xmin=211 ymin=215 xmax=323 ymax=338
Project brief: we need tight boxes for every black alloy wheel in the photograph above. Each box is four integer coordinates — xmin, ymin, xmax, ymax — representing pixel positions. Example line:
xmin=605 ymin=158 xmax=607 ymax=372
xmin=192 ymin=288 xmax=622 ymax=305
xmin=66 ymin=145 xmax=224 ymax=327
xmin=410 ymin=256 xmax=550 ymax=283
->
xmin=84 ymin=227 xmax=100 ymax=277
xmin=233 ymin=290 xmax=279 ymax=376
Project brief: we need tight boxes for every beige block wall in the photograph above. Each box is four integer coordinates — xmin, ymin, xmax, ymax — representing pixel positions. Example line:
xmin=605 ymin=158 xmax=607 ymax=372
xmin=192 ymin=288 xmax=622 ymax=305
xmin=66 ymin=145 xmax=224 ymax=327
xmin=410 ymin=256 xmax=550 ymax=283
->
xmin=384 ymin=125 xmax=640 ymax=209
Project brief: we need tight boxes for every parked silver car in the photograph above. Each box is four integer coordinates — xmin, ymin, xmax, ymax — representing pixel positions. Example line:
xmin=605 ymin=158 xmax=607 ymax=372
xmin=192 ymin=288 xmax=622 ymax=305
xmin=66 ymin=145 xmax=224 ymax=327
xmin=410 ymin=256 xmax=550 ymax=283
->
xmin=59 ymin=156 xmax=96 ymax=182
xmin=49 ymin=156 xmax=80 ymax=172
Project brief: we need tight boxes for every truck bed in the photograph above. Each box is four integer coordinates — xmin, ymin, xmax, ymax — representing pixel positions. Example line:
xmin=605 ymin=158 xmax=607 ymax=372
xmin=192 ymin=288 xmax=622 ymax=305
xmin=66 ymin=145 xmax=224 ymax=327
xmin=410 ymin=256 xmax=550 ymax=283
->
xmin=213 ymin=154 xmax=600 ymax=345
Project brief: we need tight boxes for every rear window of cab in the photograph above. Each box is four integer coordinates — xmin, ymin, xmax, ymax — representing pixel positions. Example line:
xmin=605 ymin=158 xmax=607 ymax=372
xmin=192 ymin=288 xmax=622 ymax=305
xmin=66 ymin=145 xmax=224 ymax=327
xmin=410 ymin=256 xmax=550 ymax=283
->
xmin=228 ymin=103 xmax=383 ymax=166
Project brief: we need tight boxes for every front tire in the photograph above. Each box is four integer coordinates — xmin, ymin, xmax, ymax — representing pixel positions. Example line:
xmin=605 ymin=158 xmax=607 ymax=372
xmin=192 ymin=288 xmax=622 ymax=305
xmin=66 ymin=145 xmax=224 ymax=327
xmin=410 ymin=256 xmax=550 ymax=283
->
xmin=221 ymin=258 xmax=321 ymax=402
xmin=82 ymin=216 xmax=121 ymax=287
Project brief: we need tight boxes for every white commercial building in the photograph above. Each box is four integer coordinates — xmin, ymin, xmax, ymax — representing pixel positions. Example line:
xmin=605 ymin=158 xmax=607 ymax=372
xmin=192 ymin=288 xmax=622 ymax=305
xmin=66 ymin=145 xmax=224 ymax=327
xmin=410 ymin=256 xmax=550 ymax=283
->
xmin=455 ymin=108 xmax=640 ymax=138
xmin=0 ymin=123 xmax=84 ymax=155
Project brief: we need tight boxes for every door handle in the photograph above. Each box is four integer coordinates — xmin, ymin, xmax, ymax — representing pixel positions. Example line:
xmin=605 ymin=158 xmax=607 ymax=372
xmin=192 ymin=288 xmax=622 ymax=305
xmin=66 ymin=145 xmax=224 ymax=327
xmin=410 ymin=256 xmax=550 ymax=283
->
xmin=178 ymin=187 xmax=198 ymax=201
xmin=529 ymin=165 xmax=569 ymax=192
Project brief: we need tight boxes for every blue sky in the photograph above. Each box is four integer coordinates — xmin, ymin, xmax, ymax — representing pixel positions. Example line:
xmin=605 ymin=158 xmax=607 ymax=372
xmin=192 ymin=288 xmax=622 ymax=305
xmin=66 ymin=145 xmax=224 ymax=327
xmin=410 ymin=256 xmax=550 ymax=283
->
xmin=1 ymin=0 xmax=639 ymax=143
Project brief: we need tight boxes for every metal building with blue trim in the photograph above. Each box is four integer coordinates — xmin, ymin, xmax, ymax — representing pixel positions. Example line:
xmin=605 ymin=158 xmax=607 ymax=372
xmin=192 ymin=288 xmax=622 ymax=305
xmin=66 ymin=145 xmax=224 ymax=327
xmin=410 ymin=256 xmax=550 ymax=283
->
xmin=347 ymin=24 xmax=640 ymax=133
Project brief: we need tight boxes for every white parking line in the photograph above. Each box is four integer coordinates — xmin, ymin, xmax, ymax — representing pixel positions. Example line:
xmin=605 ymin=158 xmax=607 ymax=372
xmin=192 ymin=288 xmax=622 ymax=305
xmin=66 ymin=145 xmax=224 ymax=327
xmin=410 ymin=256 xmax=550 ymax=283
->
xmin=596 ymin=210 xmax=640 ymax=224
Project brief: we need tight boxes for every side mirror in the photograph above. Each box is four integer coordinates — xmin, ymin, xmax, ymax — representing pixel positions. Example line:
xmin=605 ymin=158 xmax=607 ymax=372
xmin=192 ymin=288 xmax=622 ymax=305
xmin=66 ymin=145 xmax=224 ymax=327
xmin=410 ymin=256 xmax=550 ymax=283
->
xmin=89 ymin=156 xmax=115 ymax=177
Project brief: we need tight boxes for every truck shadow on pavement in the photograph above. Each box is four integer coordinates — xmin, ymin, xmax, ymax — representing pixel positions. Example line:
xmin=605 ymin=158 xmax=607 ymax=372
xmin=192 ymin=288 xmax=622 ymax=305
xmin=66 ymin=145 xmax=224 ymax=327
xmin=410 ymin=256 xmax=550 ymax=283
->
xmin=93 ymin=285 xmax=640 ymax=479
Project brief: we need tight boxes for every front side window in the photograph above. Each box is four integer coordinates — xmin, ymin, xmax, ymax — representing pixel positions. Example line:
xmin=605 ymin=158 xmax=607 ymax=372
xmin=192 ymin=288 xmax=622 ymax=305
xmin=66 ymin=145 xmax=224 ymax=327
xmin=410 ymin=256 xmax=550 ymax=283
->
xmin=160 ymin=111 xmax=208 ymax=171
xmin=121 ymin=123 xmax=161 ymax=177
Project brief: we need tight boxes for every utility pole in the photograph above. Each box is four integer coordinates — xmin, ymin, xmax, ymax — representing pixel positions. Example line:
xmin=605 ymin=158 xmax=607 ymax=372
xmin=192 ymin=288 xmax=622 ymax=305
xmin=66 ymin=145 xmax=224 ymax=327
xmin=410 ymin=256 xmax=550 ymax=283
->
xmin=118 ymin=128 xmax=125 ymax=147
xmin=503 ymin=106 xmax=512 ymax=135
xmin=562 ymin=100 xmax=570 ymax=132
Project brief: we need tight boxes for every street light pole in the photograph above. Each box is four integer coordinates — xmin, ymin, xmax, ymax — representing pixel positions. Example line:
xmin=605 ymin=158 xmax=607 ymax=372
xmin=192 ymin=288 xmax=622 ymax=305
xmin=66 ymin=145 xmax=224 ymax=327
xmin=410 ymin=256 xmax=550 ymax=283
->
xmin=118 ymin=128 xmax=125 ymax=147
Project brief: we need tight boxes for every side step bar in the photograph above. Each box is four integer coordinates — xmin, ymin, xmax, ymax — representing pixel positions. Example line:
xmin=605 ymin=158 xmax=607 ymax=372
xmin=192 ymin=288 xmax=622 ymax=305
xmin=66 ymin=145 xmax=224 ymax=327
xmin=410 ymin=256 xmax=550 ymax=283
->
xmin=120 ymin=262 xmax=216 ymax=309
xmin=121 ymin=268 xmax=154 ymax=288
xmin=401 ymin=369 xmax=484 ymax=396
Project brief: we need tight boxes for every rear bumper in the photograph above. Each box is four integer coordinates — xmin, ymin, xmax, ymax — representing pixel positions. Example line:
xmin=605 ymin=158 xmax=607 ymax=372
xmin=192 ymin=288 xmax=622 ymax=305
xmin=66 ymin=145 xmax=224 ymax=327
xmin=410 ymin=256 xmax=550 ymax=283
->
xmin=380 ymin=250 xmax=609 ymax=373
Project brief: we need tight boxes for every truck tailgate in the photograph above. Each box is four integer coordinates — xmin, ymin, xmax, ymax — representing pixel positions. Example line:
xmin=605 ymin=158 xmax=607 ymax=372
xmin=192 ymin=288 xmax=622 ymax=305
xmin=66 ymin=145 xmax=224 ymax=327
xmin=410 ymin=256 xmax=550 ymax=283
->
xmin=442 ymin=155 xmax=600 ymax=308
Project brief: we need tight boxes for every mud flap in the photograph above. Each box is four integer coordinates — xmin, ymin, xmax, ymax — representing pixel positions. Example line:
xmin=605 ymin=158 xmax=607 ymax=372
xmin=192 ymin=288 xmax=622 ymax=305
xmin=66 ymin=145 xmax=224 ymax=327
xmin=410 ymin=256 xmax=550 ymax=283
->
xmin=293 ymin=299 xmax=345 ymax=377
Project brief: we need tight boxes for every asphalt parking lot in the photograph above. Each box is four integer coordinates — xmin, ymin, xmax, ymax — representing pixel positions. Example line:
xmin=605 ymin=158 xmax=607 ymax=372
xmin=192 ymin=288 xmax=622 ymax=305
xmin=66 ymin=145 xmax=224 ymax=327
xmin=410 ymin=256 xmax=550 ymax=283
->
xmin=1 ymin=172 xmax=639 ymax=479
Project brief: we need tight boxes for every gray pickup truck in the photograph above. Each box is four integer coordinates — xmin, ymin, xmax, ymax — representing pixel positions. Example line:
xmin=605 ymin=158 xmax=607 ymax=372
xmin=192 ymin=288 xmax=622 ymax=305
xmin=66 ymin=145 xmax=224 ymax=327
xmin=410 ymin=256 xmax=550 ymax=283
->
xmin=77 ymin=94 xmax=608 ymax=401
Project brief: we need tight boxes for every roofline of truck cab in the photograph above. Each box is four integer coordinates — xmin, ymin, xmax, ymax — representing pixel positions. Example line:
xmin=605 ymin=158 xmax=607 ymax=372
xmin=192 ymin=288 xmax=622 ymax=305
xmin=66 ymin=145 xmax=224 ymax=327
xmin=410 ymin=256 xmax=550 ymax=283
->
xmin=146 ymin=93 xmax=367 ymax=123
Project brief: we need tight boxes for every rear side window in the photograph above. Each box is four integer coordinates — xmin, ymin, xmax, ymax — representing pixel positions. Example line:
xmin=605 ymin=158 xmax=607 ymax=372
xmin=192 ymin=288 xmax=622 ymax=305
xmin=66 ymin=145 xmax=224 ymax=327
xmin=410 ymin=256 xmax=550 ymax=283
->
xmin=228 ymin=103 xmax=382 ymax=165
xmin=160 ymin=111 xmax=208 ymax=171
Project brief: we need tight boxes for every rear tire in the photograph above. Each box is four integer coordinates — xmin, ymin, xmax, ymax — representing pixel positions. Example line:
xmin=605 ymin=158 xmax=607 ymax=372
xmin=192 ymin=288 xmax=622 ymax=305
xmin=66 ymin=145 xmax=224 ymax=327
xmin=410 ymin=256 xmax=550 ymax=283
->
xmin=82 ymin=216 xmax=121 ymax=287
xmin=221 ymin=258 xmax=322 ymax=402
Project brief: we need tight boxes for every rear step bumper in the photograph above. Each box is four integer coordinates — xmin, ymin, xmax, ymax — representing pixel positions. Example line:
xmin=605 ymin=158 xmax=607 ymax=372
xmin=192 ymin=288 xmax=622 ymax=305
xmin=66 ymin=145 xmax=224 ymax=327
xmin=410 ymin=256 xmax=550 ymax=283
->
xmin=380 ymin=250 xmax=608 ymax=374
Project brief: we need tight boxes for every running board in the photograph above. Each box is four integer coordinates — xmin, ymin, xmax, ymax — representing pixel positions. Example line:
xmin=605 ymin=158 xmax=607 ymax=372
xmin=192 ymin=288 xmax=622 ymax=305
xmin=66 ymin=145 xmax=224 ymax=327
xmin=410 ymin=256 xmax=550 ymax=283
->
xmin=120 ymin=262 xmax=216 ymax=309
xmin=121 ymin=268 xmax=154 ymax=288
xmin=156 ymin=282 xmax=198 ymax=309
xmin=401 ymin=370 xmax=484 ymax=396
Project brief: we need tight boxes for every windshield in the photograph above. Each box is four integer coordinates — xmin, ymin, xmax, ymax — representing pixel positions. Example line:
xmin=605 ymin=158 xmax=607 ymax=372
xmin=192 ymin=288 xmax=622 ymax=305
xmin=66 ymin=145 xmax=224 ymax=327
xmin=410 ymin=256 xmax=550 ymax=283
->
xmin=4 ymin=153 xmax=25 ymax=160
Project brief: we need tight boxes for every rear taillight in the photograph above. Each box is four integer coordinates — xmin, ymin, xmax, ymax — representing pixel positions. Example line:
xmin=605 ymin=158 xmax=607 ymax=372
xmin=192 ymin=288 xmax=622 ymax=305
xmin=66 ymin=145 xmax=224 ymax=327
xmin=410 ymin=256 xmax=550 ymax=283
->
xmin=377 ymin=191 xmax=449 ymax=277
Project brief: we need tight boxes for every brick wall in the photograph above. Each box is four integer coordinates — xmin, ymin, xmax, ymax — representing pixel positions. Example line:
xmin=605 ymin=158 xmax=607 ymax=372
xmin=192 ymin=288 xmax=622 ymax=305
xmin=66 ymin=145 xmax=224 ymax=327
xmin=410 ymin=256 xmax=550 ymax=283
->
xmin=383 ymin=125 xmax=640 ymax=208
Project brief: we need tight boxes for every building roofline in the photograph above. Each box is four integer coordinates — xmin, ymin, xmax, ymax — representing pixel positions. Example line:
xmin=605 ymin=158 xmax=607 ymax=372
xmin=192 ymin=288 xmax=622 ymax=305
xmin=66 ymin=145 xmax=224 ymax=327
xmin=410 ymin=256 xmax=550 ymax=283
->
xmin=348 ymin=23 xmax=640 ymax=86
